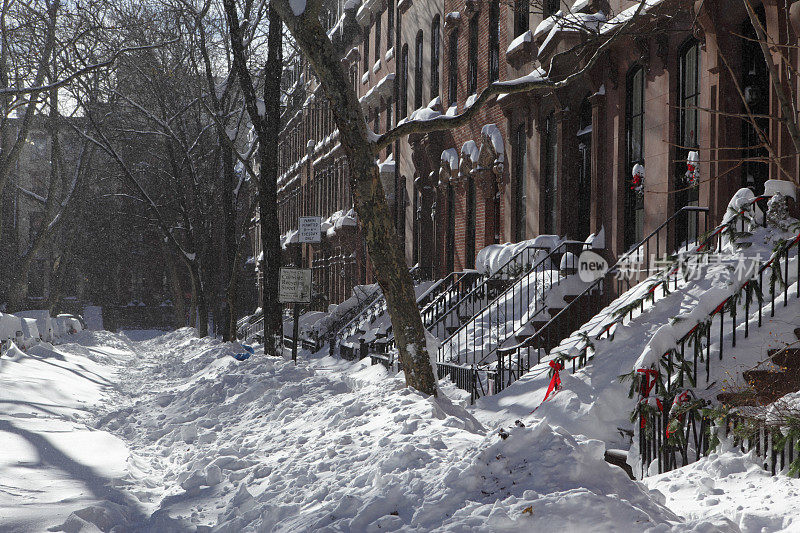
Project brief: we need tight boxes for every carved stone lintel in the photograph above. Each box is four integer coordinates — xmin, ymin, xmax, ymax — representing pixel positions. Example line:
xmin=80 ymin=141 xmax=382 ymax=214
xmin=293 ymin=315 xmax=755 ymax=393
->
xmin=464 ymin=0 xmax=479 ymax=14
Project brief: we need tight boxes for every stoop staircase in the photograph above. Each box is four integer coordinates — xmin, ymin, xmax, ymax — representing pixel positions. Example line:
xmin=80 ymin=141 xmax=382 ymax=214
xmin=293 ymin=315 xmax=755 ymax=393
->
xmin=717 ymin=328 xmax=800 ymax=407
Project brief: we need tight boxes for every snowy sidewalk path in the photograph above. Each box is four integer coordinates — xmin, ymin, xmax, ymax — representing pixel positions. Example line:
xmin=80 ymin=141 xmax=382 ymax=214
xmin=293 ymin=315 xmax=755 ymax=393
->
xmin=1 ymin=329 xmax=737 ymax=531
xmin=0 ymin=331 xmax=145 ymax=531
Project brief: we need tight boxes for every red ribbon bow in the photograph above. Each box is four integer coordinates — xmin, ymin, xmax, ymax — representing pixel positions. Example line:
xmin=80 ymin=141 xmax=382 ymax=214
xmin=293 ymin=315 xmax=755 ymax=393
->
xmin=637 ymin=368 xmax=659 ymax=398
xmin=637 ymin=368 xmax=660 ymax=429
xmin=543 ymin=360 xmax=564 ymax=402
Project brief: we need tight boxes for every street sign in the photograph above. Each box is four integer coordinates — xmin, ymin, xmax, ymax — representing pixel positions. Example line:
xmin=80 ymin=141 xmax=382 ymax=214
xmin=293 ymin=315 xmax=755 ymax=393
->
xmin=298 ymin=216 xmax=322 ymax=243
xmin=279 ymin=267 xmax=312 ymax=303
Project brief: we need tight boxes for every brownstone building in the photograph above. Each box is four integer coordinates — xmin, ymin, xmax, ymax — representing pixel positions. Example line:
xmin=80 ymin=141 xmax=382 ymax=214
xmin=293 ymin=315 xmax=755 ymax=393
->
xmin=262 ymin=0 xmax=800 ymax=308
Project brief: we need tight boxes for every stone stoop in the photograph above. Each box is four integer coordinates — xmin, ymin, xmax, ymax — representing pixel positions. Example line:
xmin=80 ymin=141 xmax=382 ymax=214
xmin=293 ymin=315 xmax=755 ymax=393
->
xmin=717 ymin=328 xmax=800 ymax=407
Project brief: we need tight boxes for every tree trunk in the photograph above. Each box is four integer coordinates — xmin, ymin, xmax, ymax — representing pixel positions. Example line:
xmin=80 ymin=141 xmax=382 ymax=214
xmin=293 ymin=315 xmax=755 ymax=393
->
xmin=220 ymin=134 xmax=238 ymax=341
xmin=271 ymin=0 xmax=437 ymax=396
xmin=258 ymin=4 xmax=284 ymax=355
xmin=222 ymin=0 xmax=284 ymax=354
xmin=189 ymin=259 xmax=209 ymax=336
xmin=163 ymin=242 xmax=187 ymax=329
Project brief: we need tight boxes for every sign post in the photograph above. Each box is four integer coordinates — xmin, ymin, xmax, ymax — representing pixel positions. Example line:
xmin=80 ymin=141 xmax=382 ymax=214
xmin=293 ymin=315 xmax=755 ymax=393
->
xmin=283 ymin=216 xmax=321 ymax=364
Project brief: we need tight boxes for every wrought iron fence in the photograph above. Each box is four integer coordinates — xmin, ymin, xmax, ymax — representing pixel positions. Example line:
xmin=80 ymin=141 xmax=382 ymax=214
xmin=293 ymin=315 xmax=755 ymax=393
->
xmin=641 ymin=407 xmax=800 ymax=478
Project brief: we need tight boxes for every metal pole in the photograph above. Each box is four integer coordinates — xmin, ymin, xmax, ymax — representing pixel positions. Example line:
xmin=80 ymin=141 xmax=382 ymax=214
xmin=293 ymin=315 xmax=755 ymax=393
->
xmin=292 ymin=243 xmax=302 ymax=364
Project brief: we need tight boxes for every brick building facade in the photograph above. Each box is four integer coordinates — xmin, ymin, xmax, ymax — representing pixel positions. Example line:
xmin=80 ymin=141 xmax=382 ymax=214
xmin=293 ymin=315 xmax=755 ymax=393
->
xmin=264 ymin=0 xmax=800 ymax=309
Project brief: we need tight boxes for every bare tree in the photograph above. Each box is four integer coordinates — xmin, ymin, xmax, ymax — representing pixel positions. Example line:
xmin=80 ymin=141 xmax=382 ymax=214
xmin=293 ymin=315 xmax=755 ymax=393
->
xmin=222 ymin=0 xmax=284 ymax=354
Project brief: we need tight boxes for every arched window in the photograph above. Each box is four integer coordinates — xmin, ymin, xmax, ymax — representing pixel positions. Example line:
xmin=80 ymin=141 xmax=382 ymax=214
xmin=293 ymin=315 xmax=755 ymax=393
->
xmin=514 ymin=0 xmax=529 ymax=38
xmin=741 ymin=7 xmax=769 ymax=192
xmin=625 ymin=65 xmax=645 ymax=250
xmin=577 ymin=98 xmax=592 ymax=239
xmin=387 ymin=0 xmax=394 ymax=49
xmin=513 ymin=122 xmax=527 ymax=241
xmin=374 ymin=14 xmax=381 ymax=64
xmin=363 ymin=24 xmax=370 ymax=71
xmin=466 ymin=176 xmax=476 ymax=267
xmin=415 ymin=30 xmax=424 ymax=109
xmin=400 ymin=44 xmax=409 ymax=118
xmin=468 ymin=16 xmax=479 ymax=95
xmin=676 ymin=39 xmax=700 ymax=244
xmin=448 ymin=30 xmax=459 ymax=106
xmin=488 ymin=1 xmax=500 ymax=82
xmin=446 ymin=183 xmax=455 ymax=273
xmin=431 ymin=16 xmax=441 ymax=101
xmin=541 ymin=113 xmax=558 ymax=235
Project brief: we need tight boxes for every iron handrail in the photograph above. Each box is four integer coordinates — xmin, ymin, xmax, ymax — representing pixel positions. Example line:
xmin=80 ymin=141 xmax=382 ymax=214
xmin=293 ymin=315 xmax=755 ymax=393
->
xmin=495 ymin=205 xmax=715 ymax=390
xmin=438 ymin=240 xmax=588 ymax=368
xmin=427 ymin=243 xmax=556 ymax=339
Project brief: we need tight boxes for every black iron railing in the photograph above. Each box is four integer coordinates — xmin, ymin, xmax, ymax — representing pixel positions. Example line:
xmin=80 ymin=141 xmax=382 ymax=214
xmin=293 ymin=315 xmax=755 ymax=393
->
xmin=641 ymin=408 xmax=799 ymax=478
xmin=437 ymin=241 xmax=588 ymax=368
xmin=495 ymin=206 xmax=713 ymax=391
xmin=364 ymin=350 xmax=496 ymax=405
xmin=336 ymin=269 xmax=473 ymax=357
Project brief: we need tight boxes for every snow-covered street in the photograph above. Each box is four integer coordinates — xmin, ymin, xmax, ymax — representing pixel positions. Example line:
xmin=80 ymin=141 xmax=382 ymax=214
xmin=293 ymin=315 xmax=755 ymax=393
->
xmin=2 ymin=327 xmax=791 ymax=532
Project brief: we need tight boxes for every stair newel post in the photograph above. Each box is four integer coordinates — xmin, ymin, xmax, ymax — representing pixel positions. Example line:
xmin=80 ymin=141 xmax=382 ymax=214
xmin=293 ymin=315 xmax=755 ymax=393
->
xmin=771 ymin=263 xmax=776 ymax=318
xmin=784 ymin=249 xmax=789 ymax=306
xmin=745 ymin=282 xmax=750 ymax=339
xmin=706 ymin=327 xmax=711 ymax=383
xmin=667 ymin=350 xmax=672 ymax=385
xmin=758 ymin=265 xmax=763 ymax=327
xmin=692 ymin=333 xmax=698 ymax=385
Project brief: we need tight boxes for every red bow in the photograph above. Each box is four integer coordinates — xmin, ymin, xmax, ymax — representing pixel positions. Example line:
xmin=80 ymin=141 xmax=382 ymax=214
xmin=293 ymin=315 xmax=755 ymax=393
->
xmin=543 ymin=360 xmax=564 ymax=402
xmin=637 ymin=368 xmax=660 ymax=429
xmin=637 ymin=368 xmax=659 ymax=398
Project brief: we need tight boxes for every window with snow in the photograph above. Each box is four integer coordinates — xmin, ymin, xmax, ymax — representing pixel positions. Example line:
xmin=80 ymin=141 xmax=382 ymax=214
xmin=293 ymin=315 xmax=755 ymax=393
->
xmin=401 ymin=43 xmax=409 ymax=118
xmin=514 ymin=0 xmax=529 ymax=38
xmin=488 ymin=1 xmax=500 ymax=82
xmin=375 ymin=14 xmax=382 ymax=64
xmin=625 ymin=65 xmax=645 ymax=250
xmin=387 ymin=0 xmax=395 ymax=49
xmin=415 ymin=30 xmax=424 ymax=109
xmin=543 ymin=0 xmax=559 ymax=18
xmin=431 ymin=15 xmax=441 ymax=101
xmin=448 ymin=30 xmax=459 ymax=107
xmin=363 ymin=23 xmax=370 ymax=72
xmin=468 ymin=16 xmax=478 ymax=95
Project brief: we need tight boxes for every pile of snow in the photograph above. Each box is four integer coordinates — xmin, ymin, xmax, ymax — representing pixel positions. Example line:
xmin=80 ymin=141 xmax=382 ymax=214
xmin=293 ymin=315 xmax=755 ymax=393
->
xmin=475 ymin=234 xmax=562 ymax=276
xmin=645 ymin=434 xmax=800 ymax=532
xmin=0 ymin=309 xmax=83 ymax=350
xmin=2 ymin=328 xmax=731 ymax=531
